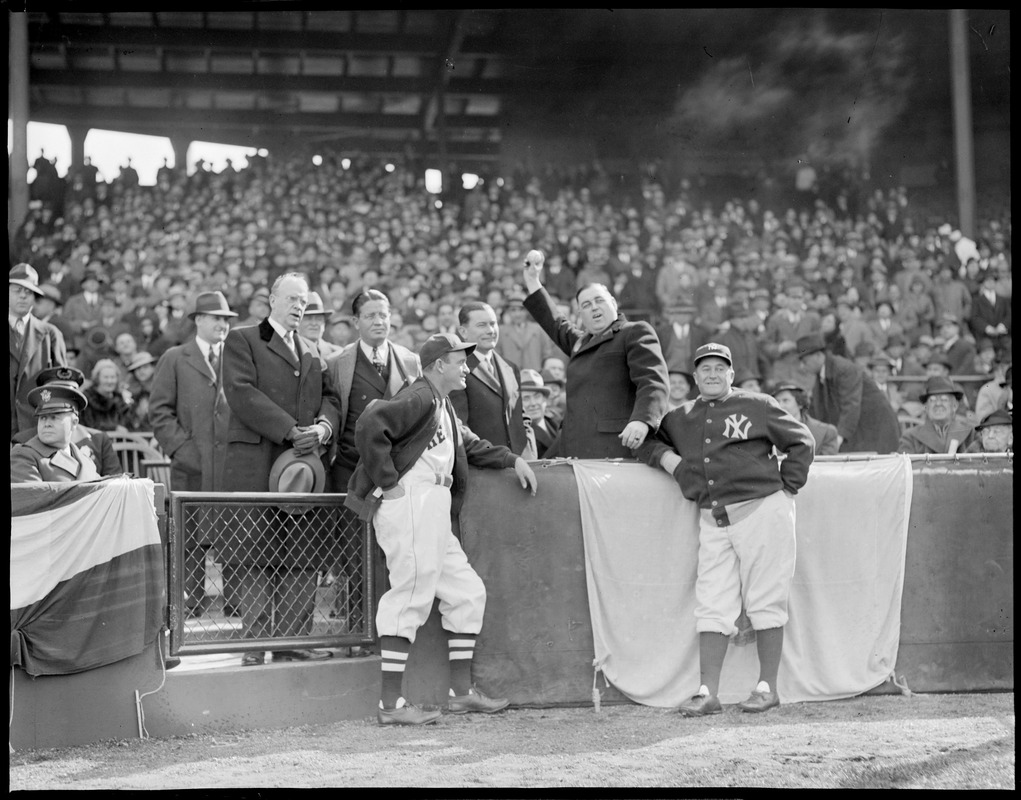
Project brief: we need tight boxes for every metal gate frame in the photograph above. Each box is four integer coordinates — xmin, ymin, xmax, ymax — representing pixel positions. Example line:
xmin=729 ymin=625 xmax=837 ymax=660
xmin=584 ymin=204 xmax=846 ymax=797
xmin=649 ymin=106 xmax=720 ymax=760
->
xmin=168 ymin=491 xmax=375 ymax=656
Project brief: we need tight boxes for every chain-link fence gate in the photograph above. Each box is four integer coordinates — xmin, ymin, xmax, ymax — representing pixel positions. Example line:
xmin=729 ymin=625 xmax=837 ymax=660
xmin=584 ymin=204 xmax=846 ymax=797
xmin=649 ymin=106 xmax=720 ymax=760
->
xmin=168 ymin=492 xmax=375 ymax=656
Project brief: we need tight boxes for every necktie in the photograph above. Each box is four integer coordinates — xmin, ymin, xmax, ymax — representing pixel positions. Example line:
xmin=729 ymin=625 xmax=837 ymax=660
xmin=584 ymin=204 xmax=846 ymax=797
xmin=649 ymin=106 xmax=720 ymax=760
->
xmin=208 ymin=345 xmax=220 ymax=377
xmin=284 ymin=332 xmax=297 ymax=357
xmin=372 ymin=347 xmax=384 ymax=375
xmin=11 ymin=323 xmax=24 ymax=351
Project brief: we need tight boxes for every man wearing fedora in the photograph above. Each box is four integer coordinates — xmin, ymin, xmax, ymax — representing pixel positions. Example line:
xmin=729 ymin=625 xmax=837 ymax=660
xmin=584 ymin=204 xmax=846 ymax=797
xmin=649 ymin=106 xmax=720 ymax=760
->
xmin=450 ymin=300 xmax=536 ymax=460
xmin=655 ymin=302 xmax=712 ymax=378
xmin=796 ymin=332 xmax=901 ymax=454
xmin=60 ymin=265 xmax=106 ymax=344
xmin=897 ymin=376 xmax=977 ymax=455
xmin=519 ymin=368 xmax=560 ymax=458
xmin=221 ymin=272 xmax=341 ymax=666
xmin=966 ymin=408 xmax=1013 ymax=454
xmin=634 ymin=342 xmax=815 ymax=717
xmin=10 ymin=263 xmax=68 ymax=438
xmin=298 ymin=291 xmax=344 ymax=361
xmin=150 ymin=290 xmax=240 ymax=619
xmin=11 ymin=366 xmax=121 ymax=476
xmin=346 ymin=332 xmax=539 ymax=725
xmin=11 ymin=377 xmax=100 ymax=483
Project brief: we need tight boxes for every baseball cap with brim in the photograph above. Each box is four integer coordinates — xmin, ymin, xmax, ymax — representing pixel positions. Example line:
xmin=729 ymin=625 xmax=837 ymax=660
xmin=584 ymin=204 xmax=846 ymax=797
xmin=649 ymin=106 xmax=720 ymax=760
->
xmin=974 ymin=409 xmax=1013 ymax=430
xmin=520 ymin=368 xmax=551 ymax=395
xmin=189 ymin=290 xmax=238 ymax=319
xmin=795 ymin=334 xmax=827 ymax=359
xmin=10 ymin=263 xmax=46 ymax=296
xmin=693 ymin=342 xmax=733 ymax=367
xmin=268 ymin=449 xmax=327 ymax=514
xmin=919 ymin=376 xmax=963 ymax=403
xmin=419 ymin=332 xmax=475 ymax=368
xmin=28 ymin=382 xmax=89 ymax=416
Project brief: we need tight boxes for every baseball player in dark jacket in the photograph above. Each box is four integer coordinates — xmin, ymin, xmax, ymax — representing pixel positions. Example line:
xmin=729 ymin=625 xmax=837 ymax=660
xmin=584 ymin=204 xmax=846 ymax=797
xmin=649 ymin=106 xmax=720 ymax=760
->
xmin=346 ymin=332 xmax=538 ymax=726
xmin=636 ymin=342 xmax=815 ymax=717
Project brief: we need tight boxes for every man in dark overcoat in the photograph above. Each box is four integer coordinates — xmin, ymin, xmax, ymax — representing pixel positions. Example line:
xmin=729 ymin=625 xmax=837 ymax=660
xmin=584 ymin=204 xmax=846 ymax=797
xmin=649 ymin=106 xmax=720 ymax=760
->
xmin=150 ymin=290 xmax=239 ymax=618
xmin=796 ymin=333 xmax=900 ymax=454
xmin=521 ymin=250 xmax=669 ymax=458
xmin=221 ymin=272 xmax=341 ymax=666
xmin=10 ymin=264 xmax=68 ymax=437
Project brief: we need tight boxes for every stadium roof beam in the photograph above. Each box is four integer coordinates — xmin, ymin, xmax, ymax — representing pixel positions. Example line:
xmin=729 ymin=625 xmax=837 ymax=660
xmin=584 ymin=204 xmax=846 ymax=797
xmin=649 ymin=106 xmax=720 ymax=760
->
xmin=29 ymin=68 xmax=524 ymax=97
xmin=29 ymin=103 xmax=502 ymax=133
xmin=27 ymin=22 xmax=507 ymax=59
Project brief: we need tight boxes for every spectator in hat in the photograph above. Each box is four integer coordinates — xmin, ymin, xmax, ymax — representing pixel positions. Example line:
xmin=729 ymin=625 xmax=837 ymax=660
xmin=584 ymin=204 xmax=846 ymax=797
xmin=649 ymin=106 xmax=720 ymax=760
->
xmin=898 ymin=376 xmax=977 ymax=455
xmin=770 ymin=383 xmax=839 ymax=455
xmin=965 ymin=408 xmax=1013 ymax=454
xmin=867 ymin=301 xmax=905 ymax=353
xmin=655 ymin=302 xmax=711 ymax=376
xmin=903 ymin=277 xmax=937 ymax=341
xmin=931 ymin=263 xmax=972 ymax=326
xmin=61 ymin=266 xmax=106 ymax=340
xmin=634 ymin=341 xmax=814 ymax=717
xmin=540 ymin=366 xmax=566 ymax=423
xmin=717 ymin=303 xmax=769 ymax=386
xmin=495 ymin=290 xmax=561 ymax=374
xmin=450 ymin=301 xmax=537 ymax=459
xmin=11 ymin=365 xmax=121 ymax=477
xmin=124 ymin=351 xmax=158 ymax=431
xmin=867 ymin=353 xmax=907 ymax=416
xmin=523 ymin=251 xmax=670 ymax=458
xmin=159 ymin=283 xmax=195 ymax=348
xmin=34 ymin=282 xmax=75 ymax=344
xmin=796 ymin=333 xmax=901 ymax=454
xmin=299 ymin=291 xmax=344 ymax=361
xmin=835 ymin=298 xmax=877 ymax=364
xmin=520 ymin=368 xmax=560 ymax=457
xmin=220 ymin=272 xmax=341 ymax=666
xmin=344 ymin=332 xmax=538 ymax=725
xmin=11 ymin=377 xmax=101 ymax=483
xmin=10 ymin=263 xmax=69 ymax=438
xmin=969 ymin=270 xmax=1011 ymax=346
xmin=150 ymin=290 xmax=240 ymax=620
xmin=80 ymin=358 xmax=134 ymax=433
xmin=762 ymin=280 xmax=821 ymax=388
xmin=667 ymin=368 xmax=694 ymax=409
xmin=934 ymin=313 xmax=976 ymax=377
xmin=235 ymin=287 xmax=271 ymax=328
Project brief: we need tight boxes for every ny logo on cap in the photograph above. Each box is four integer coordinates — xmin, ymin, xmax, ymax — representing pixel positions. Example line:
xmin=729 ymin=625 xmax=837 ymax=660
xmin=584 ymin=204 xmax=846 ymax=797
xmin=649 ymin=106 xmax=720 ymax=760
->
xmin=723 ymin=413 xmax=752 ymax=440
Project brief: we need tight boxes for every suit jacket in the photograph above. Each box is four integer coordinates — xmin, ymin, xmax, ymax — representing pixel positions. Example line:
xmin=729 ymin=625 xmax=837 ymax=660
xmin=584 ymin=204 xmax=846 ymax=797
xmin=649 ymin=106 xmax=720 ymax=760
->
xmin=531 ymin=414 xmax=561 ymax=458
xmin=808 ymin=353 xmax=901 ymax=454
xmin=61 ymin=292 xmax=104 ymax=334
xmin=10 ymin=314 xmax=68 ymax=437
xmin=221 ymin=318 xmax=341 ymax=492
xmin=10 ymin=437 xmax=101 ymax=483
xmin=495 ymin=320 xmax=561 ymax=373
xmin=524 ymin=286 xmax=669 ymax=459
xmin=654 ymin=320 xmax=712 ymax=375
xmin=345 ymin=376 xmax=518 ymax=521
xmin=449 ymin=351 xmax=535 ymax=458
xmin=12 ymin=423 xmax=120 ymax=476
xmin=866 ymin=319 xmax=905 ymax=352
xmin=898 ymin=417 xmax=977 ymax=455
xmin=804 ymin=414 xmax=840 ymax=455
xmin=942 ymin=338 xmax=977 ymax=376
xmin=762 ymin=310 xmax=822 ymax=360
xmin=969 ymin=292 xmax=1011 ymax=340
xmin=149 ymin=339 xmax=232 ymax=491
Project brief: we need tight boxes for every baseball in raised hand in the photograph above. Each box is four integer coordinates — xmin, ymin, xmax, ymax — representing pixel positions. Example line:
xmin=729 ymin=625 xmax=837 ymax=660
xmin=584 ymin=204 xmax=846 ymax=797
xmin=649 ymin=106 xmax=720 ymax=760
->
xmin=523 ymin=249 xmax=545 ymax=288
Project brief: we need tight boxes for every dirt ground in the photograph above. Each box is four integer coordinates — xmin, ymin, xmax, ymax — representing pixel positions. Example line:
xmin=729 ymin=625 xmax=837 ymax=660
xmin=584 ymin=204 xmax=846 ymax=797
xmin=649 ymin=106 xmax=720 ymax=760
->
xmin=9 ymin=692 xmax=1014 ymax=790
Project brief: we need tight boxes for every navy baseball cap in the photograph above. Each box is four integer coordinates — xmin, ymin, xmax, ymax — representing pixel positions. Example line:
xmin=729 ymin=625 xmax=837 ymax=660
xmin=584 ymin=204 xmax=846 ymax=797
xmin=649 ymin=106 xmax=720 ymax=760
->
xmin=419 ymin=332 xmax=476 ymax=368
xmin=693 ymin=343 xmax=733 ymax=367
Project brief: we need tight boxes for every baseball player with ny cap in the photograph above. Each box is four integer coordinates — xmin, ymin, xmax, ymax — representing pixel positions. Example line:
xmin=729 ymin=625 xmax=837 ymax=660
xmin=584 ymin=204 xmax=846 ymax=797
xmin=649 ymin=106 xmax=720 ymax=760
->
xmin=345 ymin=332 xmax=539 ymax=726
xmin=634 ymin=342 xmax=815 ymax=716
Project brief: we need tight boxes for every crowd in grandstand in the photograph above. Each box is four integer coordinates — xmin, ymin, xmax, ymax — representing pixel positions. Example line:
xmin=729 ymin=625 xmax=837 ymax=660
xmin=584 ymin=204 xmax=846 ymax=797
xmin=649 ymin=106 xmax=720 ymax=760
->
xmin=11 ymin=147 xmax=1012 ymax=439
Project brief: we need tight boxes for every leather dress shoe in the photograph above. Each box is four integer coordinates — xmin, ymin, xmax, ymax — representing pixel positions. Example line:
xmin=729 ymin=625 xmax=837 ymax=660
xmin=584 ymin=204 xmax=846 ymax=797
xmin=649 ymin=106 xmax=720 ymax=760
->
xmin=447 ymin=686 xmax=510 ymax=715
xmin=738 ymin=689 xmax=780 ymax=713
xmin=272 ymin=648 xmax=333 ymax=662
xmin=677 ymin=692 xmax=722 ymax=717
xmin=378 ymin=701 xmax=441 ymax=726
xmin=241 ymin=652 xmax=266 ymax=667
